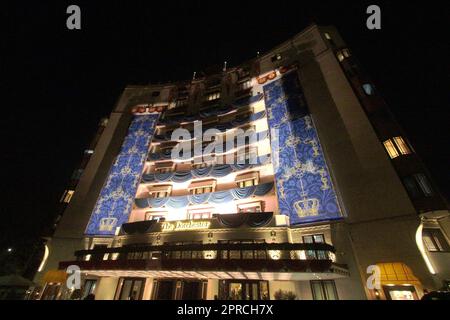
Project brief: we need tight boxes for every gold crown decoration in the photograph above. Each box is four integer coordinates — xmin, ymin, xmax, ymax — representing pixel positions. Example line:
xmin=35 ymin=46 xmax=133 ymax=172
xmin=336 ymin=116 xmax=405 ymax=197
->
xmin=294 ymin=197 xmax=320 ymax=217
xmin=99 ymin=217 xmax=118 ymax=231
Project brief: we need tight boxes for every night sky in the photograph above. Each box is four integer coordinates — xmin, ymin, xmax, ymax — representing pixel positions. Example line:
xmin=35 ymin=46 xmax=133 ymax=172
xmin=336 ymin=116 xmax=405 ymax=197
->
xmin=2 ymin=1 xmax=449 ymax=249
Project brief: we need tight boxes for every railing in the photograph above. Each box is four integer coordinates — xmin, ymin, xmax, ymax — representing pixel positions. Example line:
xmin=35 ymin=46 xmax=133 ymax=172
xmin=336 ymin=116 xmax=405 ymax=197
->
xmin=60 ymin=242 xmax=341 ymax=273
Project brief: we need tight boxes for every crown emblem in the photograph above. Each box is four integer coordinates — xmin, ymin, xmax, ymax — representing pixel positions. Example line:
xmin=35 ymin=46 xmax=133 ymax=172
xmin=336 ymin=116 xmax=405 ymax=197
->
xmin=294 ymin=197 xmax=319 ymax=217
xmin=99 ymin=217 xmax=118 ymax=231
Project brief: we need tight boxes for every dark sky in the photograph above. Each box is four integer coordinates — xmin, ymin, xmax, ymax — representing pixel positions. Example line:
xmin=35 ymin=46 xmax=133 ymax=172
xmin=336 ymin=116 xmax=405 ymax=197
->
xmin=2 ymin=1 xmax=449 ymax=244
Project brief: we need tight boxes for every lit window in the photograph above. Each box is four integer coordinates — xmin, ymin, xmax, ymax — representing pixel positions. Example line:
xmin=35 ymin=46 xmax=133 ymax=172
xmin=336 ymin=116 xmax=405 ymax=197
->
xmin=145 ymin=212 xmax=167 ymax=222
xmin=393 ymin=136 xmax=411 ymax=155
xmin=383 ymin=140 xmax=399 ymax=159
xmin=189 ymin=180 xmax=216 ymax=195
xmin=206 ymin=92 xmax=221 ymax=101
xmin=413 ymin=173 xmax=433 ymax=197
xmin=271 ymin=53 xmax=282 ymax=62
xmin=238 ymin=80 xmax=252 ymax=91
xmin=238 ymin=178 xmax=257 ymax=188
xmin=236 ymin=172 xmax=259 ymax=188
xmin=60 ymin=190 xmax=75 ymax=203
xmin=188 ymin=208 xmax=213 ymax=220
xmin=84 ymin=149 xmax=94 ymax=154
xmin=423 ymin=228 xmax=450 ymax=252
xmin=154 ymin=162 xmax=175 ymax=173
xmin=148 ymin=185 xmax=172 ymax=198
xmin=324 ymin=33 xmax=332 ymax=40
xmin=337 ymin=49 xmax=351 ymax=62
xmin=362 ymin=83 xmax=375 ymax=95
xmin=237 ymin=201 xmax=263 ymax=213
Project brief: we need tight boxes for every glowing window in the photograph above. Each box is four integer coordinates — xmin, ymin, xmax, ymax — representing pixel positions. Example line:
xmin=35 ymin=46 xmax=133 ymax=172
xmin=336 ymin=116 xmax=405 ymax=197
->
xmin=393 ymin=136 xmax=411 ymax=155
xmin=383 ymin=140 xmax=399 ymax=159
xmin=362 ymin=83 xmax=375 ymax=95
xmin=237 ymin=201 xmax=263 ymax=213
xmin=206 ymin=92 xmax=221 ymax=101
xmin=188 ymin=208 xmax=213 ymax=220
xmin=324 ymin=33 xmax=332 ymax=40
xmin=61 ymin=190 xmax=75 ymax=203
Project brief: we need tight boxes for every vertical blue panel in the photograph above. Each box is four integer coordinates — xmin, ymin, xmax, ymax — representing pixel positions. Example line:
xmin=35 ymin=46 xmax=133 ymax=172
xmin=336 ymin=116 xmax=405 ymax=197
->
xmin=263 ymin=71 xmax=342 ymax=224
xmin=85 ymin=114 xmax=159 ymax=236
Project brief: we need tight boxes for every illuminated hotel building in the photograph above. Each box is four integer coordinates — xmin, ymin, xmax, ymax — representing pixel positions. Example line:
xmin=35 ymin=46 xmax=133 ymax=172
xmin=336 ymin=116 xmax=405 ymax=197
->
xmin=35 ymin=24 xmax=450 ymax=300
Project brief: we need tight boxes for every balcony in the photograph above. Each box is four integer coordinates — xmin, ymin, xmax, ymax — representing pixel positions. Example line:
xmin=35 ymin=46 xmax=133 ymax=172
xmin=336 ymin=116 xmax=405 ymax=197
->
xmin=59 ymin=242 xmax=349 ymax=281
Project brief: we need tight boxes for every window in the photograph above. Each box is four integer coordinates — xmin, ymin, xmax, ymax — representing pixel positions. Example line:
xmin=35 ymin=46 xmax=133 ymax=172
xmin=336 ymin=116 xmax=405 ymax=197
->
xmin=154 ymin=162 xmax=175 ymax=174
xmin=392 ymin=136 xmax=411 ymax=155
xmin=271 ymin=53 xmax=282 ymax=62
xmin=237 ymin=201 xmax=263 ymax=213
xmin=82 ymin=280 xmax=97 ymax=299
xmin=145 ymin=212 xmax=167 ymax=222
xmin=324 ymin=32 xmax=332 ymax=40
xmin=116 ymin=278 xmax=144 ymax=300
xmin=383 ymin=140 xmax=399 ymax=159
xmin=190 ymin=186 xmax=213 ymax=195
xmin=176 ymin=98 xmax=187 ymax=108
xmin=337 ymin=49 xmax=351 ymax=62
xmin=236 ymin=172 xmax=259 ymax=188
xmin=152 ymin=91 xmax=160 ymax=97
xmin=414 ymin=173 xmax=433 ymax=197
xmin=189 ymin=180 xmax=216 ymax=195
xmin=60 ymin=190 xmax=75 ymax=203
xmin=148 ymin=185 xmax=172 ymax=198
xmin=188 ymin=208 xmax=213 ymax=220
xmin=206 ymin=92 xmax=221 ymax=101
xmin=403 ymin=174 xmax=434 ymax=198
xmin=310 ymin=280 xmax=338 ymax=300
xmin=238 ymin=179 xmax=257 ymax=188
xmin=302 ymin=234 xmax=327 ymax=260
xmin=423 ymin=228 xmax=450 ymax=252
xmin=238 ymin=80 xmax=252 ymax=91
xmin=193 ymin=162 xmax=209 ymax=170
xmin=383 ymin=136 xmax=411 ymax=159
xmin=362 ymin=83 xmax=375 ymax=95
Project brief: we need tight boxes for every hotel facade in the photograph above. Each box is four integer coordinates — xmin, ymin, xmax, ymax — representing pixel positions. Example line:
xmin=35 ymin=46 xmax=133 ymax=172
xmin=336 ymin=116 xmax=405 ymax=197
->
xmin=35 ymin=25 xmax=450 ymax=300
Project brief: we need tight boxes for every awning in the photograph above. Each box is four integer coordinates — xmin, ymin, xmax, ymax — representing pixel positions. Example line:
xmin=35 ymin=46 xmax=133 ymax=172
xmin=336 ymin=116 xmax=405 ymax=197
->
xmin=42 ymin=270 xmax=67 ymax=284
xmin=377 ymin=263 xmax=421 ymax=286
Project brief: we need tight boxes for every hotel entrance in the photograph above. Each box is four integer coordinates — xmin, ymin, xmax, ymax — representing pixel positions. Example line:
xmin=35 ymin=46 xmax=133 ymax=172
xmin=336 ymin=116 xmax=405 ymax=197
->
xmin=152 ymin=279 xmax=207 ymax=300
xmin=219 ymin=280 xmax=270 ymax=300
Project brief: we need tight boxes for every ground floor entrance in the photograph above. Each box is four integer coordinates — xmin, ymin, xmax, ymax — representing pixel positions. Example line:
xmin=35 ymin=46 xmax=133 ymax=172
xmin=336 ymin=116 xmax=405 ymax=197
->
xmin=152 ymin=279 xmax=207 ymax=300
xmin=219 ymin=280 xmax=270 ymax=300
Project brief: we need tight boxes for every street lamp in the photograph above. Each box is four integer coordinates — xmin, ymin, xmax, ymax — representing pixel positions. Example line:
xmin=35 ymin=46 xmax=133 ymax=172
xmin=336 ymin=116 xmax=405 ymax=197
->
xmin=7 ymin=248 xmax=13 ymax=253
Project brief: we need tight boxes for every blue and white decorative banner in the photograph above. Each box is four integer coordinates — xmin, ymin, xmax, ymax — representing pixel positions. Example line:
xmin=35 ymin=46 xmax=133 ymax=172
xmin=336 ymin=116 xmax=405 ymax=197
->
xmin=263 ymin=71 xmax=342 ymax=224
xmin=85 ymin=114 xmax=159 ymax=236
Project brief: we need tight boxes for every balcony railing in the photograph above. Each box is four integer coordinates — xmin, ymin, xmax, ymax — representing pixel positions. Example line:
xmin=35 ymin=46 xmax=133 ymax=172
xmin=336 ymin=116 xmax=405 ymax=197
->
xmin=59 ymin=242 xmax=344 ymax=274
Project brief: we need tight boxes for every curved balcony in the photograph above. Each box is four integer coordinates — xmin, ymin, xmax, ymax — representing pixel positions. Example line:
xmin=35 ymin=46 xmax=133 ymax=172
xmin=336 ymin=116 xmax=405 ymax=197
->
xmin=142 ymin=154 xmax=271 ymax=184
xmin=147 ymin=130 xmax=269 ymax=162
xmin=159 ymin=94 xmax=263 ymax=125
xmin=134 ymin=182 xmax=274 ymax=210
xmin=59 ymin=241 xmax=349 ymax=280
xmin=153 ymin=110 xmax=267 ymax=142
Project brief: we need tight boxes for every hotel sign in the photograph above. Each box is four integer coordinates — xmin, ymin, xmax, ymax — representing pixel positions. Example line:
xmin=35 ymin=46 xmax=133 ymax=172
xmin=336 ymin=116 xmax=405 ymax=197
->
xmin=161 ymin=220 xmax=211 ymax=232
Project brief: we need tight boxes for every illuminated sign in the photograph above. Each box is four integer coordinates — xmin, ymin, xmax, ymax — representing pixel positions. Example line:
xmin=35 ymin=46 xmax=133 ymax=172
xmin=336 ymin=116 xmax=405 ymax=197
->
xmin=161 ymin=220 xmax=211 ymax=232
